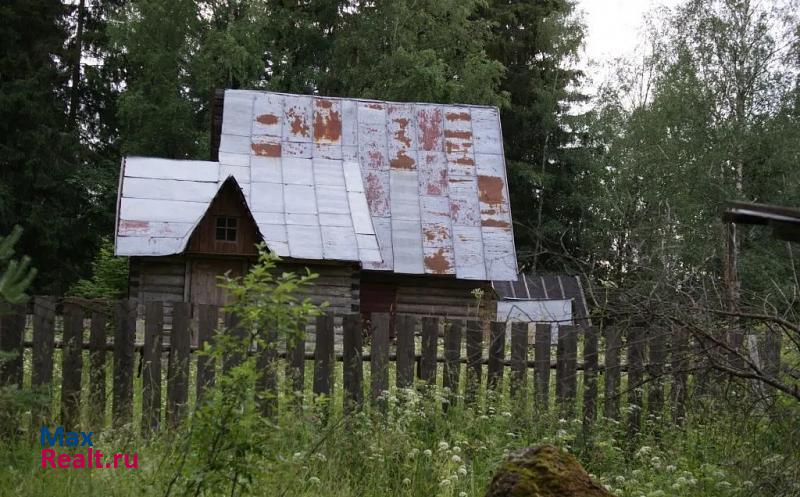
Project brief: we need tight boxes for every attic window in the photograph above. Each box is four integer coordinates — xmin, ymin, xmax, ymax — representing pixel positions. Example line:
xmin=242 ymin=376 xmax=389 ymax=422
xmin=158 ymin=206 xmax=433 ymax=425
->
xmin=215 ymin=217 xmax=238 ymax=242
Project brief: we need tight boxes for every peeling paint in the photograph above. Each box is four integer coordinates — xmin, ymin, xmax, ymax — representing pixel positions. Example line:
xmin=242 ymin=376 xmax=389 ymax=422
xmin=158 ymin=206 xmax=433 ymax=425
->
xmin=313 ymin=99 xmax=342 ymax=143
xmin=424 ymin=247 xmax=452 ymax=273
xmin=417 ymin=107 xmax=443 ymax=151
xmin=251 ymin=141 xmax=281 ymax=157
xmin=393 ymin=118 xmax=412 ymax=147
xmin=286 ymin=107 xmax=310 ymax=137
xmin=364 ymin=171 xmax=390 ymax=216
xmin=444 ymin=130 xmax=472 ymax=140
xmin=481 ymin=218 xmax=510 ymax=228
xmin=256 ymin=114 xmax=279 ymax=125
xmin=478 ymin=175 xmax=505 ymax=204
xmin=390 ymin=150 xmax=415 ymax=170
xmin=445 ymin=111 xmax=471 ymax=121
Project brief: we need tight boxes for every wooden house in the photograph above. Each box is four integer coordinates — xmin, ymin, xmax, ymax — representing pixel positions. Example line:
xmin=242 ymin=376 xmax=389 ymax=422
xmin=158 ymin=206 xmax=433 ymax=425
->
xmin=114 ymin=90 xmax=518 ymax=321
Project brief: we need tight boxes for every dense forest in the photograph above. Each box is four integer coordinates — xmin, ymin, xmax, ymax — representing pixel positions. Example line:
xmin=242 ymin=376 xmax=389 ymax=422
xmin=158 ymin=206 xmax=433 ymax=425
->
xmin=1 ymin=0 xmax=798 ymax=311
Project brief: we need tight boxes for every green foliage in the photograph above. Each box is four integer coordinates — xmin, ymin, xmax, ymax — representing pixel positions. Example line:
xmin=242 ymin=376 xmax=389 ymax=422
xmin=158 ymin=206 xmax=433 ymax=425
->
xmin=0 ymin=226 xmax=36 ymax=308
xmin=68 ymin=238 xmax=128 ymax=300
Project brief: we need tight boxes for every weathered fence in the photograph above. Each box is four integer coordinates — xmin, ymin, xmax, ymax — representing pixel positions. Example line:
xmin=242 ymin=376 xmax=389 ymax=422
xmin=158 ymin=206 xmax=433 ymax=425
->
xmin=1 ymin=296 xmax=773 ymax=435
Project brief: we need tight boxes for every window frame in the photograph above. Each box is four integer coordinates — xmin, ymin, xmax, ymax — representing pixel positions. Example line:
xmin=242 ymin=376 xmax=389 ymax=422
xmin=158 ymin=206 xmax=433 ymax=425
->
xmin=214 ymin=216 xmax=238 ymax=243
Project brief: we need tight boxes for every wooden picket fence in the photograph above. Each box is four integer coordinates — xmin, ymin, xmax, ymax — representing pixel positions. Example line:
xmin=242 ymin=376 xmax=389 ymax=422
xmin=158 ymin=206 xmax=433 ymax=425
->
xmin=0 ymin=296 xmax=743 ymax=436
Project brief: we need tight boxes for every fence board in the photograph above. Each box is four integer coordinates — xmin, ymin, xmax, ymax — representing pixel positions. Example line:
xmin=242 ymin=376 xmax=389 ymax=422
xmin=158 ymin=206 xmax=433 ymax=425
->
xmin=142 ymin=302 xmax=163 ymax=433
xmin=256 ymin=327 xmax=278 ymax=417
xmin=342 ymin=313 xmax=363 ymax=413
xmin=32 ymin=297 xmax=56 ymax=387
xmin=582 ymin=326 xmax=599 ymax=427
xmin=61 ymin=302 xmax=83 ymax=431
xmin=370 ymin=312 xmax=390 ymax=408
xmin=510 ymin=322 xmax=527 ymax=399
xmin=313 ymin=313 xmax=334 ymax=397
xmin=647 ymin=327 xmax=666 ymax=418
xmin=113 ymin=299 xmax=136 ymax=428
xmin=223 ymin=312 xmax=245 ymax=372
xmin=88 ymin=310 xmax=107 ymax=429
xmin=465 ymin=320 xmax=482 ymax=405
xmin=443 ymin=319 xmax=463 ymax=405
xmin=167 ymin=302 xmax=191 ymax=427
xmin=627 ymin=326 xmax=646 ymax=439
xmin=557 ymin=325 xmax=578 ymax=415
xmin=487 ymin=321 xmax=505 ymax=390
xmin=396 ymin=314 xmax=416 ymax=388
xmin=603 ymin=326 xmax=621 ymax=420
xmin=287 ymin=334 xmax=306 ymax=403
xmin=0 ymin=304 xmax=25 ymax=387
xmin=196 ymin=304 xmax=218 ymax=403
xmin=420 ymin=317 xmax=438 ymax=385
xmin=534 ymin=324 xmax=551 ymax=411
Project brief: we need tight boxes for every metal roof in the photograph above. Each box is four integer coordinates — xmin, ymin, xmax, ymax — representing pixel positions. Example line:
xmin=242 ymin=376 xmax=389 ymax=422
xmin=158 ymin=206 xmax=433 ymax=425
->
xmin=722 ymin=201 xmax=800 ymax=242
xmin=115 ymin=89 xmax=518 ymax=281
xmin=492 ymin=274 xmax=590 ymax=325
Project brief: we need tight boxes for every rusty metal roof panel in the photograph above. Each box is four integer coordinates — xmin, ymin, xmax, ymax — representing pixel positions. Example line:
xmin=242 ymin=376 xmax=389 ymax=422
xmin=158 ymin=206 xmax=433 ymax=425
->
xmin=116 ymin=91 xmax=517 ymax=277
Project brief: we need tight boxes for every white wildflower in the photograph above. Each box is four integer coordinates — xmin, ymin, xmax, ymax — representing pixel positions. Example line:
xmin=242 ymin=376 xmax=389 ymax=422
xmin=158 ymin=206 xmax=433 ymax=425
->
xmin=451 ymin=455 xmax=462 ymax=463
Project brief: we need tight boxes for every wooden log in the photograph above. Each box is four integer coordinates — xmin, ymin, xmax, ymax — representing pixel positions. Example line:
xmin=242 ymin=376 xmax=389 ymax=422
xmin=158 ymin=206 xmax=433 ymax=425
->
xmin=627 ymin=326 xmax=646 ymax=439
xmin=142 ymin=302 xmax=163 ymax=433
xmin=313 ymin=313 xmax=334 ymax=397
xmin=256 ymin=326 xmax=278 ymax=418
xmin=420 ymin=317 xmax=438 ymax=385
xmin=223 ymin=311 xmax=245 ymax=372
xmin=88 ymin=310 xmax=107 ymax=429
xmin=647 ymin=327 xmax=667 ymax=419
xmin=670 ymin=326 xmax=689 ymax=423
xmin=61 ymin=302 xmax=83 ymax=431
xmin=395 ymin=314 xmax=416 ymax=389
xmin=195 ymin=304 xmax=218 ymax=404
xmin=534 ymin=324 xmax=551 ymax=411
xmin=603 ymin=326 xmax=621 ymax=420
xmin=582 ymin=326 xmax=599 ymax=428
xmin=167 ymin=302 xmax=190 ymax=428
xmin=510 ymin=322 xmax=528 ymax=400
xmin=465 ymin=320 xmax=482 ymax=405
xmin=487 ymin=321 xmax=505 ymax=390
xmin=32 ymin=296 xmax=56 ymax=387
xmin=0 ymin=304 xmax=25 ymax=387
xmin=113 ymin=299 xmax=136 ymax=428
xmin=370 ymin=312 xmax=390 ymax=409
xmin=342 ymin=313 xmax=363 ymax=413
xmin=443 ymin=319 xmax=463 ymax=405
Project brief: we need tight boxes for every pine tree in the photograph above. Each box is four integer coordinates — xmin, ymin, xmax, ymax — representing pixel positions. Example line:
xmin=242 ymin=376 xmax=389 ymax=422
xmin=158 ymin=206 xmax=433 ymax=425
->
xmin=0 ymin=227 xmax=36 ymax=307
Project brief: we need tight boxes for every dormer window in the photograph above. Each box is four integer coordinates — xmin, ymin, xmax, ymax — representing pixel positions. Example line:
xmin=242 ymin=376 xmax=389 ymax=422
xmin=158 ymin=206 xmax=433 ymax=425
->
xmin=215 ymin=216 xmax=238 ymax=242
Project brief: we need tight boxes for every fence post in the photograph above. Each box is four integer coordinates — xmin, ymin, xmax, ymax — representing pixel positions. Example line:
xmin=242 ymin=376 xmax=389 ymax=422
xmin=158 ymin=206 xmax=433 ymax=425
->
xmin=342 ymin=314 xmax=363 ymax=414
xmin=670 ymin=326 xmax=689 ymax=424
xmin=61 ymin=301 xmax=84 ymax=431
xmin=443 ymin=319 xmax=462 ymax=407
xmin=557 ymin=325 xmax=578 ymax=416
xmin=510 ymin=322 xmax=528 ymax=400
xmin=196 ymin=304 xmax=218 ymax=404
xmin=0 ymin=303 xmax=25 ymax=387
xmin=465 ymin=320 xmax=483 ymax=406
xmin=88 ymin=308 xmax=107 ymax=429
xmin=487 ymin=321 xmax=505 ymax=391
xmin=627 ymin=326 xmax=646 ymax=439
xmin=287 ymin=332 xmax=306 ymax=405
xmin=313 ymin=313 xmax=334 ymax=398
xmin=32 ymin=297 xmax=56 ymax=388
xmin=582 ymin=325 xmax=599 ymax=430
xmin=113 ymin=298 xmax=136 ymax=428
xmin=534 ymin=324 xmax=551 ymax=412
xmin=396 ymin=314 xmax=416 ymax=389
xmin=370 ymin=312 xmax=390 ymax=410
xmin=420 ymin=317 xmax=438 ymax=385
xmin=603 ymin=326 xmax=621 ymax=420
xmin=256 ymin=326 xmax=278 ymax=418
xmin=167 ymin=302 xmax=190 ymax=428
xmin=142 ymin=302 xmax=163 ymax=434
xmin=223 ymin=311 xmax=245 ymax=372
xmin=647 ymin=327 xmax=667 ymax=420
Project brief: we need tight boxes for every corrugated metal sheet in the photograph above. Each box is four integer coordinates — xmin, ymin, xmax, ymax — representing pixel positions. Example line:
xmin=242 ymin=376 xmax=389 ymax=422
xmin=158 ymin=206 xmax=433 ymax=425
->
xmin=492 ymin=274 xmax=591 ymax=325
xmin=116 ymin=90 xmax=518 ymax=280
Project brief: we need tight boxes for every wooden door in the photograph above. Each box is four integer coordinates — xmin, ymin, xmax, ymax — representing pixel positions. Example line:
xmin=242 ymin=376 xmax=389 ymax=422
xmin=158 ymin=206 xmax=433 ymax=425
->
xmin=189 ymin=259 xmax=243 ymax=306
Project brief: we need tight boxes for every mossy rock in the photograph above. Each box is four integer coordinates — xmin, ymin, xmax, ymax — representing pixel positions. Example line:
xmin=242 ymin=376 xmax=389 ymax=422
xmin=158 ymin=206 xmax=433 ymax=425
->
xmin=484 ymin=445 xmax=615 ymax=497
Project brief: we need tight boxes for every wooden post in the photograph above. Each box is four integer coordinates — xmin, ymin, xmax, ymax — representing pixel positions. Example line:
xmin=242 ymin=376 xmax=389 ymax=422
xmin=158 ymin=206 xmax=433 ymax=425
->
xmin=0 ymin=304 xmax=25 ymax=387
xmin=167 ymin=302 xmax=191 ymax=428
xmin=195 ymin=304 xmax=218 ymax=404
xmin=287 ymin=334 xmax=306 ymax=404
xmin=342 ymin=313 xmax=363 ymax=413
xmin=557 ymin=325 xmax=578 ymax=416
xmin=670 ymin=326 xmax=689 ymax=424
xmin=395 ymin=314 xmax=416 ymax=389
xmin=420 ymin=317 xmax=438 ymax=385
xmin=32 ymin=296 xmax=56 ymax=387
xmin=763 ymin=327 xmax=782 ymax=380
xmin=61 ymin=302 xmax=83 ymax=431
xmin=465 ymin=320 xmax=482 ymax=406
xmin=370 ymin=312 xmax=390 ymax=409
xmin=256 ymin=326 xmax=278 ymax=418
xmin=88 ymin=309 xmax=107 ymax=429
xmin=534 ymin=324 xmax=551 ymax=411
xmin=582 ymin=326 xmax=599 ymax=429
xmin=443 ymin=319 xmax=462 ymax=406
xmin=603 ymin=326 xmax=621 ymax=420
xmin=627 ymin=326 xmax=646 ymax=439
xmin=313 ymin=313 xmax=334 ymax=398
xmin=113 ymin=298 xmax=136 ymax=428
xmin=142 ymin=302 xmax=163 ymax=433
xmin=223 ymin=311 xmax=245 ymax=372
xmin=487 ymin=321 xmax=505 ymax=390
xmin=510 ymin=322 xmax=528 ymax=400
xmin=647 ymin=327 xmax=666 ymax=419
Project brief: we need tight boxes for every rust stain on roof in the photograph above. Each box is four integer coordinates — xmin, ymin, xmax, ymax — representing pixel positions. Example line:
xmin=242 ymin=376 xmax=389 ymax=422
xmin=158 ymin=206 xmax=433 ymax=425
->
xmin=423 ymin=224 xmax=450 ymax=242
xmin=119 ymin=220 xmax=149 ymax=233
xmin=251 ymin=142 xmax=281 ymax=157
xmin=478 ymin=175 xmax=505 ymax=204
xmin=424 ymin=247 xmax=452 ymax=273
xmin=364 ymin=171 xmax=390 ymax=215
xmin=390 ymin=150 xmax=415 ymax=170
xmin=417 ymin=108 xmax=442 ymax=151
xmin=454 ymin=155 xmax=475 ymax=166
xmin=445 ymin=111 xmax=471 ymax=121
xmin=367 ymin=103 xmax=384 ymax=110
xmin=393 ymin=117 xmax=413 ymax=147
xmin=256 ymin=114 xmax=279 ymax=125
xmin=481 ymin=218 xmax=510 ymax=228
xmin=313 ymin=99 xmax=342 ymax=143
xmin=444 ymin=130 xmax=472 ymax=140
xmin=286 ymin=107 xmax=310 ymax=137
